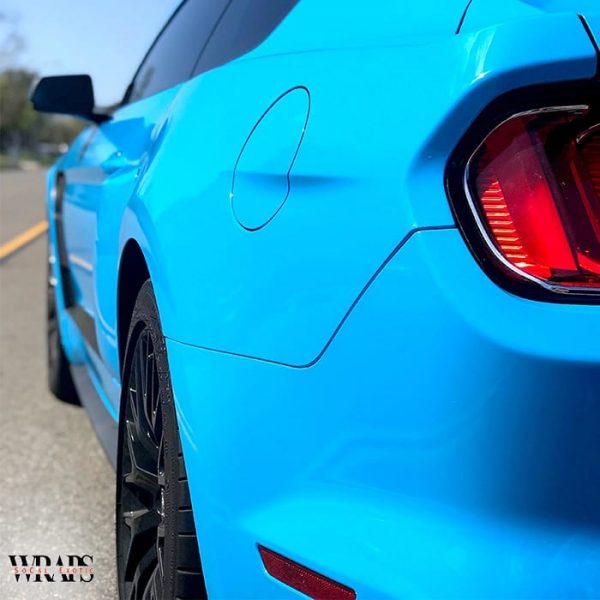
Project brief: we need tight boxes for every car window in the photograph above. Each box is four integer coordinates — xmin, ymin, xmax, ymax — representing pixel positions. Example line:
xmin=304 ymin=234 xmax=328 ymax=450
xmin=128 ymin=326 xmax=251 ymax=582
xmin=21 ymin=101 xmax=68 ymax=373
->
xmin=128 ymin=0 xmax=228 ymax=103
xmin=193 ymin=0 xmax=298 ymax=76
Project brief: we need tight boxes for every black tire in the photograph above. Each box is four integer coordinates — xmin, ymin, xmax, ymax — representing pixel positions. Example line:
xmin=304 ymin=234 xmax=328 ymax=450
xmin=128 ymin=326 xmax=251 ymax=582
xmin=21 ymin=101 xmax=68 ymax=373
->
xmin=47 ymin=256 xmax=79 ymax=404
xmin=116 ymin=280 xmax=206 ymax=600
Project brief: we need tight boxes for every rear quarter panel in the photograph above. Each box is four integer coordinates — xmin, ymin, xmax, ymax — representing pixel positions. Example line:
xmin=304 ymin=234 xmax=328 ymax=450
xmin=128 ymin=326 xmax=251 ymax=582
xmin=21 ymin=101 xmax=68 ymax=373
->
xmin=127 ymin=7 xmax=596 ymax=367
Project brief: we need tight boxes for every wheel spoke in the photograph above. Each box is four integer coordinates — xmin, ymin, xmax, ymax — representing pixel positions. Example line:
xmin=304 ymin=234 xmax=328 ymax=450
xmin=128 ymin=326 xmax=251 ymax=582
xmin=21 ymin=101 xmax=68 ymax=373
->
xmin=156 ymin=523 xmax=164 ymax=578
xmin=129 ymin=342 xmax=159 ymax=461
xmin=127 ymin=538 xmax=158 ymax=600
xmin=134 ymin=333 xmax=161 ymax=453
xmin=124 ymin=420 xmax=159 ymax=494
xmin=147 ymin=351 xmax=160 ymax=436
xmin=127 ymin=384 xmax=141 ymax=442
xmin=143 ymin=346 xmax=159 ymax=444
xmin=142 ymin=563 xmax=163 ymax=600
xmin=123 ymin=507 xmax=159 ymax=537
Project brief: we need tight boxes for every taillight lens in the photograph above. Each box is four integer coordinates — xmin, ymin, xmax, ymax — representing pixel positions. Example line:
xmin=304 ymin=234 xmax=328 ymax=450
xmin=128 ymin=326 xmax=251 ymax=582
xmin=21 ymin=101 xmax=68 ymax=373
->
xmin=465 ymin=104 xmax=600 ymax=293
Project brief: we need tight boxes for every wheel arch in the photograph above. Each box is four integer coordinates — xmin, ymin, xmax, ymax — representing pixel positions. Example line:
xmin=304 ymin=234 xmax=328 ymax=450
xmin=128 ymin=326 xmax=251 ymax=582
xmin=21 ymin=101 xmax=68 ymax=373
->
xmin=116 ymin=239 xmax=150 ymax=375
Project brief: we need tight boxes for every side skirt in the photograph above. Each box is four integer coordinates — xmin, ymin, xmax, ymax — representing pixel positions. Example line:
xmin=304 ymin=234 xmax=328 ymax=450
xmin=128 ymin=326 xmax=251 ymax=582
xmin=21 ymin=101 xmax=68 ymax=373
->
xmin=70 ymin=363 xmax=118 ymax=469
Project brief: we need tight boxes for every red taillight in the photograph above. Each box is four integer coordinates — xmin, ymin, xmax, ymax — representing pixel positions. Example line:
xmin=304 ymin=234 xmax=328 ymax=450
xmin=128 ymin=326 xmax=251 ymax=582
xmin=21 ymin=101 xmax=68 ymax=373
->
xmin=466 ymin=105 xmax=600 ymax=292
xmin=258 ymin=545 xmax=356 ymax=600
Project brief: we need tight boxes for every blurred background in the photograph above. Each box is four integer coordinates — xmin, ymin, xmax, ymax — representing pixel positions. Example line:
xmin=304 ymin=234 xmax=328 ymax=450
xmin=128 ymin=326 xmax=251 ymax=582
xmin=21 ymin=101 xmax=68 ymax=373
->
xmin=0 ymin=2 xmax=178 ymax=597
xmin=0 ymin=0 xmax=178 ymax=168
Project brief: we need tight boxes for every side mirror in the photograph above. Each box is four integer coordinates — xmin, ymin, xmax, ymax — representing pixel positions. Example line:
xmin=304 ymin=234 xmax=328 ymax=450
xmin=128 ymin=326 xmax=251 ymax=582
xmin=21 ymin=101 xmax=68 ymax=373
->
xmin=30 ymin=75 xmax=110 ymax=124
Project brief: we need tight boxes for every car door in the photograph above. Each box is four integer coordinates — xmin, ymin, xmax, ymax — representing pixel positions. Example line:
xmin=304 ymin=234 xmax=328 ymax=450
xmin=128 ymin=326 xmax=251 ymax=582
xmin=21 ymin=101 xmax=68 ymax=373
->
xmin=60 ymin=0 xmax=228 ymax=407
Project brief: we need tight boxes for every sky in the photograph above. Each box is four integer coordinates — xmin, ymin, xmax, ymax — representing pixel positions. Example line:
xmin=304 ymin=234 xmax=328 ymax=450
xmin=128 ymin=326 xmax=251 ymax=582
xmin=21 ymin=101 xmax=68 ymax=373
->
xmin=1 ymin=0 xmax=181 ymax=106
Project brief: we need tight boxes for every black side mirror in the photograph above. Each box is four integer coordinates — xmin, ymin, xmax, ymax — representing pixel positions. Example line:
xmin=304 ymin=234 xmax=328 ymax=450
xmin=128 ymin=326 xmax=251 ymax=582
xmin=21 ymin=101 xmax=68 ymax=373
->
xmin=30 ymin=75 xmax=110 ymax=124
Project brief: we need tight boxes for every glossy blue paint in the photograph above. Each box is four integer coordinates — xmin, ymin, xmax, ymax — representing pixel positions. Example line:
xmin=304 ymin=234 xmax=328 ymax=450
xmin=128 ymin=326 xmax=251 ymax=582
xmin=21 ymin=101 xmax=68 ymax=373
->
xmin=117 ymin=10 xmax=596 ymax=368
xmin=462 ymin=0 xmax=600 ymax=32
xmin=46 ymin=1 xmax=600 ymax=597
xmin=57 ymin=86 xmax=181 ymax=412
xmin=47 ymin=160 xmax=86 ymax=367
xmin=231 ymin=86 xmax=310 ymax=231
xmin=168 ymin=230 xmax=600 ymax=598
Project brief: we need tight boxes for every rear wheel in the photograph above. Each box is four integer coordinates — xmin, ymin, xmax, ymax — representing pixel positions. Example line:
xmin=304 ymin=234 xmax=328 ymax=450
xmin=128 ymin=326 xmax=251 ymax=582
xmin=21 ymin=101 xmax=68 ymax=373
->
xmin=116 ymin=281 xmax=206 ymax=600
xmin=47 ymin=254 xmax=79 ymax=404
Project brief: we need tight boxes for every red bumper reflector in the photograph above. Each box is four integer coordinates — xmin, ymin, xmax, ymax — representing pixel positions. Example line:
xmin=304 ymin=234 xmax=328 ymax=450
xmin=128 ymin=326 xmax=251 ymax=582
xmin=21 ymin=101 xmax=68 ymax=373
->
xmin=258 ymin=545 xmax=356 ymax=600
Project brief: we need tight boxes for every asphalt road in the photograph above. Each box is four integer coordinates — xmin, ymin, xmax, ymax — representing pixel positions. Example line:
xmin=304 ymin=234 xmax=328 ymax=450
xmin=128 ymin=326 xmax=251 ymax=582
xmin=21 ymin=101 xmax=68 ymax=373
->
xmin=0 ymin=169 xmax=117 ymax=599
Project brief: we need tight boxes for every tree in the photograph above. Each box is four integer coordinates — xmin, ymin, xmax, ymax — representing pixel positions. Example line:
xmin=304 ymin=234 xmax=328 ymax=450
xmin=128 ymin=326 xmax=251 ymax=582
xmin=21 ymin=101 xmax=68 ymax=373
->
xmin=0 ymin=68 xmax=41 ymax=154
xmin=0 ymin=68 xmax=84 ymax=159
xmin=0 ymin=12 xmax=25 ymax=72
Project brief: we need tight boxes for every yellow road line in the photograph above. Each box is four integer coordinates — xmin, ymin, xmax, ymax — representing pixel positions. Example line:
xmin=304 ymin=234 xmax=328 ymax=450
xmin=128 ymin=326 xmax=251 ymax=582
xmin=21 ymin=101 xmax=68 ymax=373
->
xmin=0 ymin=220 xmax=48 ymax=261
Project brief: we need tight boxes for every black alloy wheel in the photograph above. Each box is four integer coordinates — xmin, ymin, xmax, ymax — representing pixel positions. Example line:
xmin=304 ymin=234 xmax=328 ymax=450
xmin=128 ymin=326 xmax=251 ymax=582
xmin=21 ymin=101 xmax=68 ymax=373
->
xmin=116 ymin=281 xmax=205 ymax=600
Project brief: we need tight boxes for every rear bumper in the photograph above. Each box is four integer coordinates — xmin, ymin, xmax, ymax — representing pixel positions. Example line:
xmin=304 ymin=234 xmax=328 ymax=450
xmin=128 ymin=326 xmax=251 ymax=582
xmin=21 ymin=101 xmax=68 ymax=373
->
xmin=168 ymin=228 xmax=600 ymax=598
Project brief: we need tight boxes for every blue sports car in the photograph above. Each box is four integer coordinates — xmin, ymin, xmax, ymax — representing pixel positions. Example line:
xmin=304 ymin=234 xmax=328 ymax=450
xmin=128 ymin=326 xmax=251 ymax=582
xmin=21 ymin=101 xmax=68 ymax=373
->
xmin=33 ymin=0 xmax=600 ymax=598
